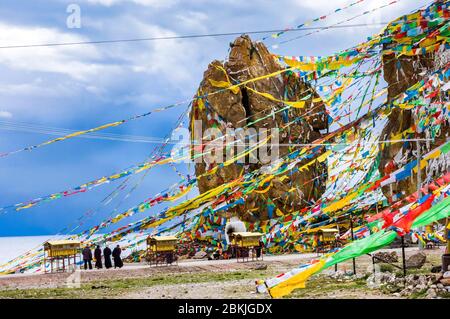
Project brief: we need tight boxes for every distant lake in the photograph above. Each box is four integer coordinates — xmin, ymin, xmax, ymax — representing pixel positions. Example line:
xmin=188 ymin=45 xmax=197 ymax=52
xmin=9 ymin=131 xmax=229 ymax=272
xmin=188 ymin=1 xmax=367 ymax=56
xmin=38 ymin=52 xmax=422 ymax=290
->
xmin=0 ymin=235 xmax=64 ymax=264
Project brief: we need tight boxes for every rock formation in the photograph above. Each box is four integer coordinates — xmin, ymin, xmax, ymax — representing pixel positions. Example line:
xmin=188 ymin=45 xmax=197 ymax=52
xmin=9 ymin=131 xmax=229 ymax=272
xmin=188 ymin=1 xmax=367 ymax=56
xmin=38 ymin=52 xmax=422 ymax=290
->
xmin=190 ymin=35 xmax=329 ymax=222
xmin=379 ymin=22 xmax=449 ymax=198
xmin=405 ymin=252 xmax=427 ymax=270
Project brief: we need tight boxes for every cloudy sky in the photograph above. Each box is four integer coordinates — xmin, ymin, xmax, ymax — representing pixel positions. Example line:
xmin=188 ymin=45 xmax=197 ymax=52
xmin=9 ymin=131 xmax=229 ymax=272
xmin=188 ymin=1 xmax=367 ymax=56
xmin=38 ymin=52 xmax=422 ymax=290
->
xmin=0 ymin=0 xmax=432 ymax=236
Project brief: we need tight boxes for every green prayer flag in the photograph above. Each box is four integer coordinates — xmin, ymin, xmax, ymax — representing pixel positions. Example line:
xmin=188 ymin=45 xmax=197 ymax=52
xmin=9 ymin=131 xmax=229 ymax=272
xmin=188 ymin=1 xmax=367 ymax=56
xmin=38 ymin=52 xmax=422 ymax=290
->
xmin=324 ymin=230 xmax=398 ymax=268
xmin=412 ymin=196 xmax=450 ymax=229
xmin=442 ymin=141 xmax=450 ymax=154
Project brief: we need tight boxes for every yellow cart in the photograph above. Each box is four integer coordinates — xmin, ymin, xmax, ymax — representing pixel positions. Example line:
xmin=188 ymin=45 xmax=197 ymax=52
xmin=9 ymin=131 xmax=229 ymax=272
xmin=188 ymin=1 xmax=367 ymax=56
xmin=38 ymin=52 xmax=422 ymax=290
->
xmin=315 ymin=228 xmax=339 ymax=253
xmin=146 ymin=236 xmax=178 ymax=266
xmin=43 ymin=240 xmax=81 ymax=273
xmin=229 ymin=232 xmax=264 ymax=263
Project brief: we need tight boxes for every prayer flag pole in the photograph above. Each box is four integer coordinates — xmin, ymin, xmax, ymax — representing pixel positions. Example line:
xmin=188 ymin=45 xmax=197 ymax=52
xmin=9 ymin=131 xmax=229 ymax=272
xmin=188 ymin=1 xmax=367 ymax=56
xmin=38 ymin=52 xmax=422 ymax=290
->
xmin=416 ymin=140 xmax=425 ymax=250
xmin=350 ymin=212 xmax=356 ymax=275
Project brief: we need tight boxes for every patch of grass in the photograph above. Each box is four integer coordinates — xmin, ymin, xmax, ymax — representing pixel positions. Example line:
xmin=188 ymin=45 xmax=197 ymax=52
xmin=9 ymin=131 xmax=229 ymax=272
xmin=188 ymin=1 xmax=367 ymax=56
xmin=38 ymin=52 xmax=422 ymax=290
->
xmin=379 ymin=263 xmax=396 ymax=273
xmin=404 ymin=268 xmax=433 ymax=275
xmin=409 ymin=289 xmax=427 ymax=299
xmin=439 ymin=291 xmax=450 ymax=299
xmin=0 ymin=268 xmax=274 ymax=299
xmin=101 ymin=269 xmax=271 ymax=290
xmin=0 ymin=286 xmax=125 ymax=299
xmin=379 ymin=285 xmax=400 ymax=294
xmin=287 ymin=275 xmax=373 ymax=299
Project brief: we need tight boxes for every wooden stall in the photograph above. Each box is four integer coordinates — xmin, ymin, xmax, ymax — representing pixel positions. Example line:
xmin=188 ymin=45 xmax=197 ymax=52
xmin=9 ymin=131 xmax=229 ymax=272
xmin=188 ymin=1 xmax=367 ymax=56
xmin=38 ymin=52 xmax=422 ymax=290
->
xmin=146 ymin=236 xmax=178 ymax=266
xmin=315 ymin=228 xmax=339 ymax=253
xmin=229 ymin=232 xmax=264 ymax=263
xmin=43 ymin=240 xmax=81 ymax=273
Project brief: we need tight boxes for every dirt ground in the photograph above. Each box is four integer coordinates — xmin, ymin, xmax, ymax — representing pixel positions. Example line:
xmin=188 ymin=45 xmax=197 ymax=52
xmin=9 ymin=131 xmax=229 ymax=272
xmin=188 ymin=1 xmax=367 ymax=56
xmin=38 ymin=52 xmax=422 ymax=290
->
xmin=0 ymin=247 xmax=446 ymax=299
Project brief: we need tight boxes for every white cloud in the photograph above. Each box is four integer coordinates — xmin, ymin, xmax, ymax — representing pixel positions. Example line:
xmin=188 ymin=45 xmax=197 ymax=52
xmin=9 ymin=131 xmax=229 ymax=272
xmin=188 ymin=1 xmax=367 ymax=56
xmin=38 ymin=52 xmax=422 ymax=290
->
xmin=0 ymin=22 xmax=118 ymax=81
xmin=0 ymin=78 xmax=75 ymax=97
xmin=289 ymin=0 xmax=430 ymax=22
xmin=0 ymin=13 xmax=211 ymax=113
xmin=0 ymin=111 xmax=12 ymax=118
xmin=278 ymin=0 xmax=432 ymax=45
xmin=93 ymin=15 xmax=209 ymax=88
xmin=174 ymin=11 xmax=210 ymax=32
xmin=86 ymin=0 xmax=179 ymax=8
xmin=292 ymin=0 xmax=352 ymax=11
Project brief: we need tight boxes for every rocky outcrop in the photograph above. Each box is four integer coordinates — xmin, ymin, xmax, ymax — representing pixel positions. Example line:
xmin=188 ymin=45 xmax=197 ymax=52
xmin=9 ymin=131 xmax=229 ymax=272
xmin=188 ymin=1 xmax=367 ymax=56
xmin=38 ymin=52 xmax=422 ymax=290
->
xmin=190 ymin=35 xmax=328 ymax=222
xmin=379 ymin=3 xmax=450 ymax=199
xmin=379 ymin=51 xmax=450 ymax=198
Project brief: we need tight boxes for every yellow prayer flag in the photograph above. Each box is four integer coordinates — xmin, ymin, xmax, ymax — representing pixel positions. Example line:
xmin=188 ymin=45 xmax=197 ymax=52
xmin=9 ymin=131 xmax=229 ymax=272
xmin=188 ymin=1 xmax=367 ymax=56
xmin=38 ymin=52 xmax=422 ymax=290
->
xmin=268 ymin=260 xmax=325 ymax=298
xmin=208 ymin=79 xmax=240 ymax=94
xmin=317 ymin=150 xmax=332 ymax=163
xmin=245 ymin=86 xmax=310 ymax=109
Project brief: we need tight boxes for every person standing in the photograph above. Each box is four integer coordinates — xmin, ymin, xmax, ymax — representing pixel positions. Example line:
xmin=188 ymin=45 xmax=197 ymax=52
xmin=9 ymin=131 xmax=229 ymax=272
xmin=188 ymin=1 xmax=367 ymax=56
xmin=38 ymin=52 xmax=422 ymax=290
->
xmin=103 ymin=246 xmax=112 ymax=269
xmin=82 ymin=245 xmax=93 ymax=270
xmin=112 ymin=245 xmax=123 ymax=269
xmin=94 ymin=245 xmax=103 ymax=269
xmin=256 ymin=239 xmax=264 ymax=258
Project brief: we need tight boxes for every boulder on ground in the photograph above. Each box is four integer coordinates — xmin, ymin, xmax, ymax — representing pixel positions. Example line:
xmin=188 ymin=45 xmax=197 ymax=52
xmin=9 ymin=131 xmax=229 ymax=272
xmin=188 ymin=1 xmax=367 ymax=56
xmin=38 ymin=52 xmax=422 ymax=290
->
xmin=405 ymin=252 xmax=427 ymax=269
xmin=252 ymin=263 xmax=267 ymax=271
xmin=193 ymin=251 xmax=207 ymax=259
xmin=440 ymin=278 xmax=450 ymax=286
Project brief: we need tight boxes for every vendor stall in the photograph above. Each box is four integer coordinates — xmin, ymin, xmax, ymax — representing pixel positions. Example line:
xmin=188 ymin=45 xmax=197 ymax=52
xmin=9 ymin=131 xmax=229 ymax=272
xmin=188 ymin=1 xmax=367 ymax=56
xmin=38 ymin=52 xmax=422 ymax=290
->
xmin=43 ymin=240 xmax=81 ymax=273
xmin=315 ymin=228 xmax=340 ymax=253
xmin=229 ymin=232 xmax=264 ymax=263
xmin=146 ymin=236 xmax=178 ymax=266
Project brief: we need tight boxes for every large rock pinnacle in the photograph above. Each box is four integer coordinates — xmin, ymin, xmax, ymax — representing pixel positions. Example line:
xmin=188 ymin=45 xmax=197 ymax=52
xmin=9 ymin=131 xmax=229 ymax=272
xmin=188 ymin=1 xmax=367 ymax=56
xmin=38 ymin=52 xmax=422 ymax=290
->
xmin=190 ymin=35 xmax=329 ymax=222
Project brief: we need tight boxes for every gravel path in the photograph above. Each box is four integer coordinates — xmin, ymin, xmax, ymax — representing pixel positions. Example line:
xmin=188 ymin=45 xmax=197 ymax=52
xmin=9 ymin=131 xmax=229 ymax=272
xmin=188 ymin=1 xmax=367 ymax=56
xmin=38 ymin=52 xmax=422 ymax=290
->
xmin=123 ymin=278 xmax=266 ymax=299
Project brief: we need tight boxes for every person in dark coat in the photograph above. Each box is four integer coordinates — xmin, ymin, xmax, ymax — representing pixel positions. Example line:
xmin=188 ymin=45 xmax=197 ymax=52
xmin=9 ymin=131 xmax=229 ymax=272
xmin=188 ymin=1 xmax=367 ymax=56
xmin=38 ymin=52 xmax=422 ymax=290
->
xmin=94 ymin=245 xmax=102 ymax=269
xmin=256 ymin=239 xmax=264 ymax=258
xmin=103 ymin=246 xmax=112 ymax=269
xmin=82 ymin=246 xmax=93 ymax=270
xmin=112 ymin=245 xmax=123 ymax=269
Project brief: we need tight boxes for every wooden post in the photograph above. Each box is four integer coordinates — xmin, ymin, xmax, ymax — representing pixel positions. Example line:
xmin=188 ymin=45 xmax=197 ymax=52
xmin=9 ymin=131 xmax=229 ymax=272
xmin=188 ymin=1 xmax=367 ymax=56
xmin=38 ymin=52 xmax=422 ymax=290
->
xmin=401 ymin=236 xmax=407 ymax=279
xmin=372 ymin=256 xmax=376 ymax=275
xmin=350 ymin=212 xmax=356 ymax=275
xmin=417 ymin=140 xmax=425 ymax=250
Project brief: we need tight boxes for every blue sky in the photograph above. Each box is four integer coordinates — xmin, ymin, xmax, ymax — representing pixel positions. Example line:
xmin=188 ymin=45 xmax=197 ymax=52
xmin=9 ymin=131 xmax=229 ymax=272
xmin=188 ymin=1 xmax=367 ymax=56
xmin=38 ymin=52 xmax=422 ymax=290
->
xmin=0 ymin=0 xmax=432 ymax=236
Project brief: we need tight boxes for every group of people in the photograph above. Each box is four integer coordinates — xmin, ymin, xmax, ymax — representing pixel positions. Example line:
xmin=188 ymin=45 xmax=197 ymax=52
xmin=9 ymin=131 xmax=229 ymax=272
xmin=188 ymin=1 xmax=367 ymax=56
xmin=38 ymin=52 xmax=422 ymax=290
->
xmin=81 ymin=245 xmax=123 ymax=270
